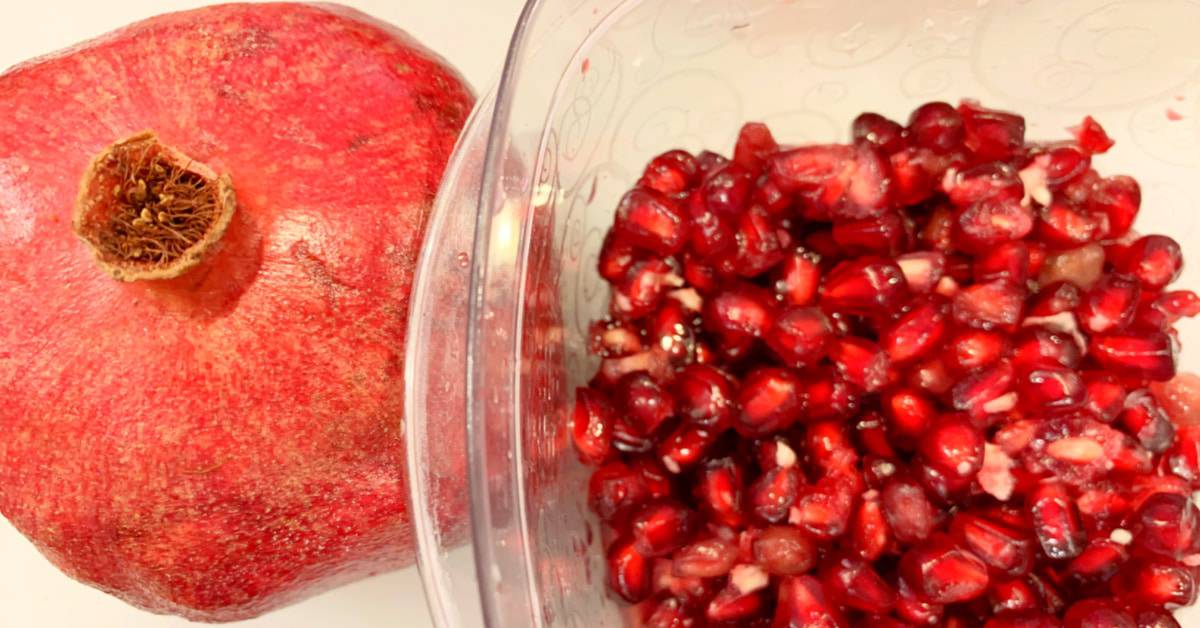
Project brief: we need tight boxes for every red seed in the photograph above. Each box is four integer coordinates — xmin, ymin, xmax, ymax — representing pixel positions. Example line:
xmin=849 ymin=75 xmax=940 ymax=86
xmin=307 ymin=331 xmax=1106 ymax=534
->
xmin=640 ymin=149 xmax=698 ymax=195
xmin=896 ymin=576 xmax=946 ymax=625
xmin=644 ymin=596 xmax=695 ymax=628
xmin=1152 ymin=372 xmax=1200 ymax=428
xmin=1071 ymin=116 xmax=1115 ymax=155
xmin=572 ymin=388 xmax=615 ymax=465
xmin=900 ymin=534 xmax=991 ymax=604
xmin=589 ymin=461 xmax=650 ymax=522
xmin=988 ymin=578 xmax=1042 ymax=614
xmin=773 ymin=575 xmax=848 ymax=628
xmin=614 ymin=187 xmax=689 ymax=256
xmin=1119 ymin=235 xmax=1184 ymax=290
xmin=703 ymin=283 xmax=776 ymax=339
xmin=735 ymin=367 xmax=806 ymax=436
xmin=832 ymin=211 xmax=906 ymax=255
xmin=803 ymin=368 xmax=861 ymax=422
xmin=672 ymin=536 xmax=738 ymax=579
xmin=951 ymin=513 xmax=1035 ymax=576
xmin=657 ymin=422 xmax=715 ymax=474
xmin=598 ymin=231 xmax=642 ymax=283
xmin=946 ymin=162 xmax=1024 ymax=207
xmin=853 ymin=112 xmax=906 ymax=155
xmin=1062 ymin=599 xmax=1136 ymax=628
xmin=1037 ymin=201 xmax=1107 ymax=249
xmin=1078 ymin=275 xmax=1141 ymax=334
xmin=885 ymin=388 xmax=938 ymax=442
xmin=1090 ymin=332 xmax=1177 ymax=382
xmin=909 ymin=102 xmax=965 ymax=154
xmin=752 ymin=525 xmax=817 ymax=576
xmin=951 ymin=362 xmax=1015 ymax=417
xmin=891 ymin=146 xmax=939 ymax=206
xmin=953 ymin=279 xmax=1025 ymax=331
xmin=945 ymin=329 xmax=1009 ymax=373
xmin=820 ymin=257 xmax=910 ymax=317
xmin=617 ymin=372 xmax=676 ymax=436
xmin=985 ymin=610 xmax=1061 ymax=628
xmin=1129 ymin=492 xmax=1200 ymax=560
xmin=631 ymin=500 xmax=694 ymax=557
xmin=749 ymin=465 xmax=801 ymax=524
xmin=684 ymin=189 xmax=735 ymax=258
xmin=1039 ymin=245 xmax=1105 ymax=291
xmin=823 ymin=553 xmax=897 ymax=614
xmin=882 ymin=477 xmax=937 ymax=543
xmin=920 ymin=414 xmax=985 ymax=479
xmin=829 ymin=336 xmax=890 ymax=392
xmin=774 ymin=249 xmax=821 ymax=306
xmin=1111 ymin=557 xmax=1198 ymax=609
xmin=1012 ymin=326 xmax=1082 ymax=371
xmin=1042 ymin=146 xmax=1091 ymax=187
xmin=1064 ymin=539 xmax=1128 ymax=591
xmin=896 ymin=251 xmax=947 ymax=294
xmin=975 ymin=240 xmax=1032 ymax=284
xmin=1088 ymin=175 xmax=1141 ymax=239
xmin=882 ymin=297 xmax=949 ymax=363
xmin=850 ymin=491 xmax=891 ymax=562
xmin=707 ymin=582 xmax=765 ymax=623
xmin=694 ymin=457 xmax=745 ymax=527
xmin=792 ymin=476 xmax=856 ymax=539
xmin=734 ymin=122 xmax=779 ymax=173
xmin=673 ymin=364 xmax=736 ymax=430
xmin=733 ymin=205 xmax=785 ymax=277
xmin=765 ymin=307 xmax=833 ymax=369
xmin=607 ymin=536 xmax=652 ymax=603
xmin=1130 ymin=605 xmax=1183 ymax=628
xmin=1120 ymin=391 xmax=1177 ymax=454
xmin=954 ymin=195 xmax=1035 ymax=248
xmin=1018 ymin=367 xmax=1087 ymax=411
xmin=1028 ymin=481 xmax=1087 ymax=560
xmin=959 ymin=100 xmax=1026 ymax=161
xmin=1029 ymin=281 xmax=1084 ymax=317
xmin=702 ymin=162 xmax=753 ymax=217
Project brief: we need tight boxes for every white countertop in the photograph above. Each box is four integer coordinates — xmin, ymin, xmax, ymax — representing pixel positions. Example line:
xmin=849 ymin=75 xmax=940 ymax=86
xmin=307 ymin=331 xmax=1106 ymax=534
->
xmin=0 ymin=1 xmax=524 ymax=626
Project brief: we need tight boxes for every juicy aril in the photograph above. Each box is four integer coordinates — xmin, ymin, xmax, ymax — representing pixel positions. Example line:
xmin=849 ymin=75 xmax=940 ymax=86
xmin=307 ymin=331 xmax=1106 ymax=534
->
xmin=0 ymin=3 xmax=471 ymax=621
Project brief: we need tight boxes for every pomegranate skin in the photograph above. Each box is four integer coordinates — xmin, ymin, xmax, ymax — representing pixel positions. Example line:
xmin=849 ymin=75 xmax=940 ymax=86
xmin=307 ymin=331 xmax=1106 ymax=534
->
xmin=0 ymin=3 xmax=472 ymax=623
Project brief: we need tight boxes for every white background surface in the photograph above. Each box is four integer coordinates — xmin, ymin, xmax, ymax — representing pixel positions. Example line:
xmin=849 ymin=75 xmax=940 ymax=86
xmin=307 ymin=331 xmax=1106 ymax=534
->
xmin=0 ymin=1 xmax=525 ymax=626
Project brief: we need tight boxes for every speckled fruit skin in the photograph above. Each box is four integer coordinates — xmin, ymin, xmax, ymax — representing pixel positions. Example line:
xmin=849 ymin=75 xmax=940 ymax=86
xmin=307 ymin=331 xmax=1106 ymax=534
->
xmin=0 ymin=3 xmax=472 ymax=622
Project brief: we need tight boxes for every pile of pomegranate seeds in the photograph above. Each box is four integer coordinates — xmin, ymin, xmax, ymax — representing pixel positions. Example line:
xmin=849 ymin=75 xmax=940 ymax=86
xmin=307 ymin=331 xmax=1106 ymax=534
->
xmin=575 ymin=100 xmax=1200 ymax=627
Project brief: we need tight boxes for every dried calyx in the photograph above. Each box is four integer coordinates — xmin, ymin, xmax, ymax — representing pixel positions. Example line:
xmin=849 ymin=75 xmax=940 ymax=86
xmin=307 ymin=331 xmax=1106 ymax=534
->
xmin=73 ymin=132 xmax=235 ymax=281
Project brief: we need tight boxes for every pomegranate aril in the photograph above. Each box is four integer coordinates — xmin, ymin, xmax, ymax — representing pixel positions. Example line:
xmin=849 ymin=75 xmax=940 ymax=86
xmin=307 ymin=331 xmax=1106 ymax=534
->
xmin=989 ymin=578 xmax=1042 ymax=614
xmin=631 ymin=500 xmax=694 ymax=557
xmin=803 ymin=368 xmax=860 ymax=422
xmin=883 ymin=297 xmax=949 ymax=363
xmin=951 ymin=362 xmax=1015 ymax=417
xmin=885 ymin=387 xmax=938 ymax=442
xmin=976 ymin=241 xmax=1032 ymax=284
xmin=1018 ymin=367 xmax=1087 ymax=411
xmin=1120 ymin=392 xmax=1177 ymax=454
xmin=952 ymin=512 xmax=1035 ymax=576
xmin=598 ymin=231 xmax=641 ymax=283
xmin=607 ymin=536 xmax=652 ymax=603
xmin=736 ymin=367 xmax=805 ymax=436
xmin=733 ymin=205 xmax=785 ymax=277
xmin=947 ymin=161 xmax=1024 ymax=207
xmin=1078 ymin=275 xmax=1141 ymax=334
xmin=1138 ymin=290 xmax=1200 ymax=331
xmin=829 ymin=336 xmax=889 ymax=393
xmin=959 ymin=100 xmax=1026 ymax=161
xmin=891 ymin=146 xmax=939 ymax=206
xmin=985 ymin=610 xmax=1061 ymax=628
xmin=1111 ymin=557 xmax=1198 ymax=609
xmin=673 ymin=364 xmax=735 ymax=430
xmin=1012 ymin=326 xmax=1082 ymax=371
xmin=954 ymin=279 xmax=1025 ymax=331
xmin=1038 ymin=245 xmax=1105 ymax=291
xmin=644 ymin=596 xmax=695 ymax=628
xmin=672 ymin=536 xmax=738 ymax=579
xmin=749 ymin=465 xmax=801 ymax=523
xmin=909 ymin=101 xmax=965 ymax=154
xmin=615 ymin=188 xmax=689 ymax=256
xmin=792 ymin=476 xmax=855 ymax=540
xmin=772 ymin=575 xmax=848 ymax=628
xmin=920 ymin=414 xmax=985 ymax=479
xmin=805 ymin=420 xmax=858 ymax=476
xmin=752 ymin=525 xmax=817 ymax=575
xmin=1071 ymin=115 xmax=1115 ymax=155
xmin=640 ymin=149 xmax=698 ymax=195
xmin=1064 ymin=539 xmax=1128 ymax=591
xmin=1151 ymin=373 xmax=1200 ymax=428
xmin=896 ymin=251 xmax=947 ymax=295
xmin=635 ymin=458 xmax=675 ymax=500
xmin=703 ymin=162 xmax=753 ymax=217
xmin=1129 ymin=492 xmax=1200 ymax=560
xmin=820 ymin=257 xmax=910 ymax=317
xmin=703 ymin=283 xmax=775 ymax=339
xmin=734 ymin=122 xmax=779 ymax=173
xmin=617 ymin=372 xmax=676 ymax=436
xmin=1088 ymin=175 xmax=1141 ymax=238
xmin=657 ymin=423 xmax=715 ymax=474
xmin=1029 ymin=481 xmax=1087 ymax=560
xmin=896 ymin=576 xmax=946 ymax=625
xmin=1037 ymin=201 xmax=1107 ymax=249
xmin=613 ymin=258 xmax=680 ymax=319
xmin=684 ymin=189 xmax=735 ymax=258
xmin=900 ymin=534 xmax=991 ymax=604
xmin=589 ymin=461 xmax=650 ymax=522
xmin=572 ymin=388 xmax=615 ymax=465
xmin=765 ymin=307 xmax=832 ymax=369
xmin=1090 ymin=332 xmax=1177 ymax=382
xmin=882 ymin=476 xmax=937 ymax=543
xmin=853 ymin=112 xmax=906 ymax=155
xmin=823 ymin=553 xmax=897 ymax=614
xmin=954 ymin=195 xmax=1035 ymax=248
xmin=1131 ymin=605 xmax=1182 ymax=628
xmin=1063 ymin=599 xmax=1136 ymax=628
xmin=946 ymin=329 xmax=1009 ymax=373
xmin=694 ymin=457 xmax=745 ymax=527
xmin=1118 ymin=235 xmax=1184 ymax=290
xmin=832 ymin=211 xmax=906 ymax=255
xmin=773 ymin=250 xmax=820 ymax=307
xmin=850 ymin=491 xmax=891 ymax=561
xmin=706 ymin=582 xmax=764 ymax=623
xmin=1042 ymin=146 xmax=1091 ymax=186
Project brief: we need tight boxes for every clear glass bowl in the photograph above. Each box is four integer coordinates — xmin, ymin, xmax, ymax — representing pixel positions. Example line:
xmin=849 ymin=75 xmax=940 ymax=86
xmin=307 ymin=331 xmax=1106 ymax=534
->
xmin=406 ymin=0 xmax=1200 ymax=625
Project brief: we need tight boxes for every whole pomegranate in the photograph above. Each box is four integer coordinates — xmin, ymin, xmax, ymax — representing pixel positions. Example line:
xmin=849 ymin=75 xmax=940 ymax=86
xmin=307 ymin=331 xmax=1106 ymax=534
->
xmin=0 ymin=3 xmax=471 ymax=622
